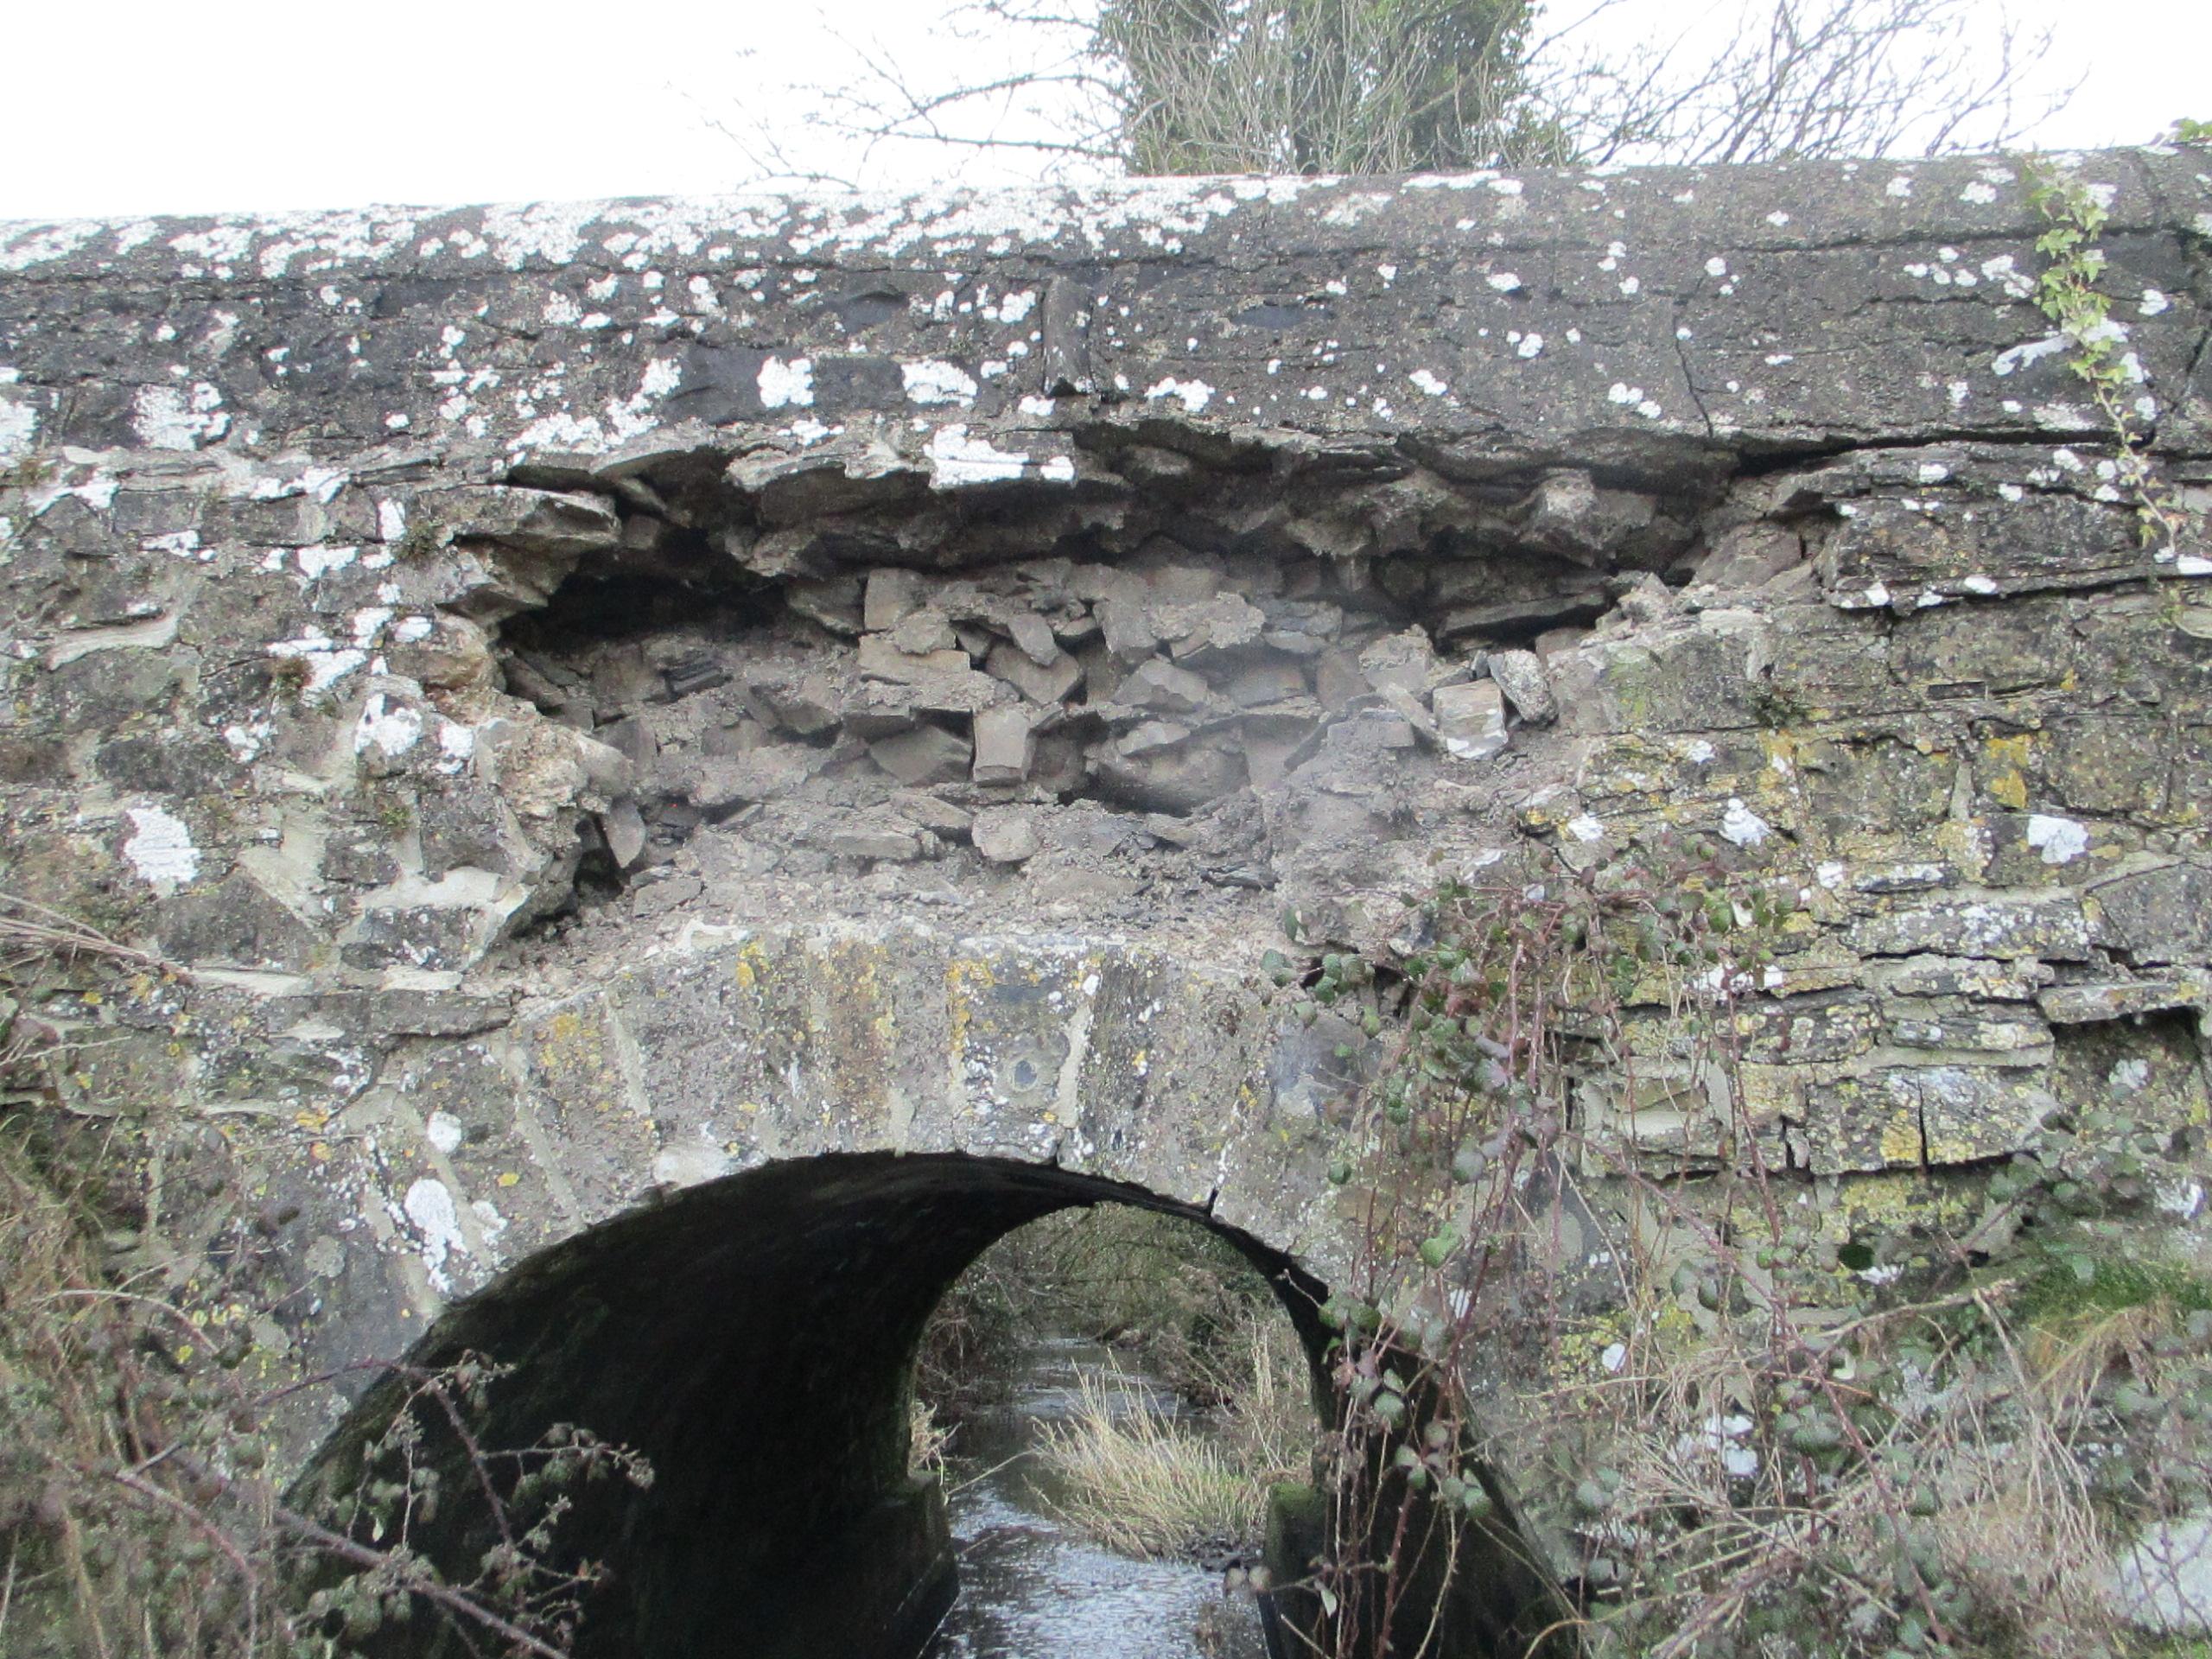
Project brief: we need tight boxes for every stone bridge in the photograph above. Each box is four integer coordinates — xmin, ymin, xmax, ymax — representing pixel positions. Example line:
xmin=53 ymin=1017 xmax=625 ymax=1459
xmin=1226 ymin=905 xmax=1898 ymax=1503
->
xmin=3 ymin=146 xmax=2210 ymax=1654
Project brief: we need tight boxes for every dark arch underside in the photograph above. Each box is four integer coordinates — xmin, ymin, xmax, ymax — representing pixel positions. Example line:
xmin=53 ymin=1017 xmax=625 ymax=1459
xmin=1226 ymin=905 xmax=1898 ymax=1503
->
xmin=302 ymin=1153 xmax=1333 ymax=1656
xmin=298 ymin=1150 xmax=1571 ymax=1657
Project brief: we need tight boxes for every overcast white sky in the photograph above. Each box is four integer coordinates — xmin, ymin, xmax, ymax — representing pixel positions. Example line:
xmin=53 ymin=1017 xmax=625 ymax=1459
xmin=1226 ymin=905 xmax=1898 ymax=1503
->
xmin=2 ymin=0 xmax=2204 ymax=222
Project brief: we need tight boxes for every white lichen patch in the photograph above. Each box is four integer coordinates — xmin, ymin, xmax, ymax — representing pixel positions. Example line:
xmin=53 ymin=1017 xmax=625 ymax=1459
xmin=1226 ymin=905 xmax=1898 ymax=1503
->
xmin=131 ymin=382 xmax=228 ymax=450
xmin=2025 ymin=814 xmax=2088 ymax=866
xmin=402 ymin=1177 xmax=469 ymax=1293
xmin=425 ymin=1111 xmax=465 ymax=1155
xmin=0 ymin=222 xmax=100 ymax=272
xmin=296 ymin=544 xmax=358 ymax=581
xmin=759 ymin=355 xmax=815 ymax=409
xmin=1408 ymin=370 xmax=1450 ymax=397
xmin=221 ymin=717 xmax=272 ymax=761
xmin=925 ymin=425 xmax=1030 ymax=487
xmin=124 ymin=806 xmax=200 ymax=890
xmin=1992 ymin=334 xmax=2069 ymax=378
xmin=268 ymin=632 xmax=369 ymax=692
xmin=903 ymin=359 xmax=979 ymax=407
xmin=1144 ymin=377 xmax=1215 ymax=413
xmin=1606 ymin=382 xmax=1663 ymax=420
xmin=353 ymin=692 xmax=424 ymax=758
xmin=0 ymin=390 xmax=35 ymax=458
xmin=1719 ymin=798 xmax=1772 ymax=847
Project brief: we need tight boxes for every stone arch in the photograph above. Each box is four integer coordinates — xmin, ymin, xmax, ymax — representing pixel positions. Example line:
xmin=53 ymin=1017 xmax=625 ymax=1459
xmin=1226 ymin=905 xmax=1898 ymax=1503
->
xmin=301 ymin=1152 xmax=1325 ymax=1656
xmin=302 ymin=1147 xmax=1573 ymax=1658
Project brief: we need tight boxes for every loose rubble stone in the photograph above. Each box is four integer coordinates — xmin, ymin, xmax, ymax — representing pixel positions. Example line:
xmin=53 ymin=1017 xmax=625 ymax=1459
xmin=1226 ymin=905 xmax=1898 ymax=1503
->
xmin=1358 ymin=629 xmax=1439 ymax=696
xmin=984 ymin=641 xmax=1083 ymax=704
xmin=972 ymin=808 xmax=1041 ymax=864
xmin=1486 ymin=650 xmax=1556 ymax=725
xmin=869 ymin=725 xmax=974 ymax=786
xmin=601 ymin=799 xmax=648 ymax=869
xmin=1124 ymin=658 xmax=1213 ymax=712
xmin=971 ymin=707 xmax=1036 ymax=785
xmin=1432 ymin=681 xmax=1510 ymax=760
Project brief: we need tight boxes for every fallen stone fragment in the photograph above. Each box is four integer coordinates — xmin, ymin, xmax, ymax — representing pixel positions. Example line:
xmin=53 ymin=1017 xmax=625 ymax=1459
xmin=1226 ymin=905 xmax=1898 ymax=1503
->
xmin=601 ymin=798 xmax=648 ymax=869
xmin=1357 ymin=627 xmax=1437 ymax=695
xmin=889 ymin=608 xmax=958 ymax=656
xmin=973 ymin=807 xmax=1039 ymax=864
xmin=895 ymin=792 xmax=975 ymax=837
xmin=972 ymin=707 xmax=1036 ymax=785
xmin=1097 ymin=597 xmax=1160 ymax=662
xmin=1163 ymin=594 xmax=1267 ymax=663
xmin=1124 ymin=658 xmax=1212 ymax=712
xmin=858 ymin=635 xmax=970 ymax=683
xmin=1119 ymin=720 xmax=1192 ymax=757
xmin=828 ymin=822 xmax=924 ymax=861
xmin=985 ymin=641 xmax=1083 ymax=704
xmin=1376 ymin=685 xmax=1439 ymax=746
xmin=1004 ymin=612 xmax=1062 ymax=667
xmin=1486 ymin=649 xmax=1556 ymax=724
xmin=1227 ymin=661 xmax=1308 ymax=706
xmin=784 ymin=575 xmax=865 ymax=635
xmin=686 ymin=747 xmax=819 ymax=810
xmin=868 ymin=724 xmax=973 ymax=786
xmin=1431 ymin=680 xmax=1509 ymax=760
xmin=750 ymin=671 xmax=841 ymax=736
xmin=863 ymin=569 xmax=928 ymax=632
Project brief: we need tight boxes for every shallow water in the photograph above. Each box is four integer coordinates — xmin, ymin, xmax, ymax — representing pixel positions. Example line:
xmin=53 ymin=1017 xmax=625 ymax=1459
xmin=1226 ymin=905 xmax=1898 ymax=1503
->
xmin=922 ymin=1338 xmax=1268 ymax=1659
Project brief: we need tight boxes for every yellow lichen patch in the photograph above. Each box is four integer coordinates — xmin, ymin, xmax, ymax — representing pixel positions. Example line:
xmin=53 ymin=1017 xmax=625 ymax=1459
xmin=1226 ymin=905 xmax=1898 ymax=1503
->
xmin=1923 ymin=1129 xmax=1986 ymax=1165
xmin=732 ymin=937 xmax=772 ymax=991
xmin=944 ymin=955 xmax=998 ymax=1051
xmin=1878 ymin=1113 xmax=1924 ymax=1166
xmin=1821 ymin=1169 xmax=1980 ymax=1238
xmin=1980 ymin=732 xmax=2036 ymax=810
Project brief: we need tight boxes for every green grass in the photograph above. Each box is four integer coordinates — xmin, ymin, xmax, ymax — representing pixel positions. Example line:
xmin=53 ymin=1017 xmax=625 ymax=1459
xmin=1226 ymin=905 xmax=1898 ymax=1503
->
xmin=2013 ymin=1243 xmax=2212 ymax=1329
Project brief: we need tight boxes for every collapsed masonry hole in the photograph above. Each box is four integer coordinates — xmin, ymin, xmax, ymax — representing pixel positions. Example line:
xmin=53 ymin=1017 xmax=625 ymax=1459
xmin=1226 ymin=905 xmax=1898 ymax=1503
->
xmin=487 ymin=429 xmax=1733 ymax=931
xmin=296 ymin=1151 xmax=1572 ymax=1657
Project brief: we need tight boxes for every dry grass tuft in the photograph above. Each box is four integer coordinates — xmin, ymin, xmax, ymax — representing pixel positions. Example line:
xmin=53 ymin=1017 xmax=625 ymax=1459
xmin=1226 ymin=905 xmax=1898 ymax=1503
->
xmin=1035 ymin=1313 xmax=1313 ymax=1559
xmin=908 ymin=1394 xmax=953 ymax=1479
xmin=1035 ymin=1369 xmax=1256 ymax=1556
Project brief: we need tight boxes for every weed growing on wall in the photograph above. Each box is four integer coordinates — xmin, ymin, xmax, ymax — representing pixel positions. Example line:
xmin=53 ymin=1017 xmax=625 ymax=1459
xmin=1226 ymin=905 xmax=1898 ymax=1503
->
xmin=1281 ymin=839 xmax=2212 ymax=1659
xmin=2023 ymin=156 xmax=2198 ymax=562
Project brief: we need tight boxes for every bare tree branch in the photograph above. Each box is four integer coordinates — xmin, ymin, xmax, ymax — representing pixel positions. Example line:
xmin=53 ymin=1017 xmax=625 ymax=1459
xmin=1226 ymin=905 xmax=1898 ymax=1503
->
xmin=735 ymin=0 xmax=2075 ymax=189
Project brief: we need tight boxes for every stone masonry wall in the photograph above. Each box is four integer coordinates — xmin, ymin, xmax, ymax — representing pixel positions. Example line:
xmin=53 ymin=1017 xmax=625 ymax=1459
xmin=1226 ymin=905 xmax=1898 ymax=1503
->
xmin=2 ymin=149 xmax=2210 ymax=1405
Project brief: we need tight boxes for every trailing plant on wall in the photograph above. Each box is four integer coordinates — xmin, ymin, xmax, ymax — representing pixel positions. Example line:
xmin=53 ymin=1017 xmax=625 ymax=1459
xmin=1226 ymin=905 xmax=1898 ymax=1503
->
xmin=2021 ymin=155 xmax=2200 ymax=563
